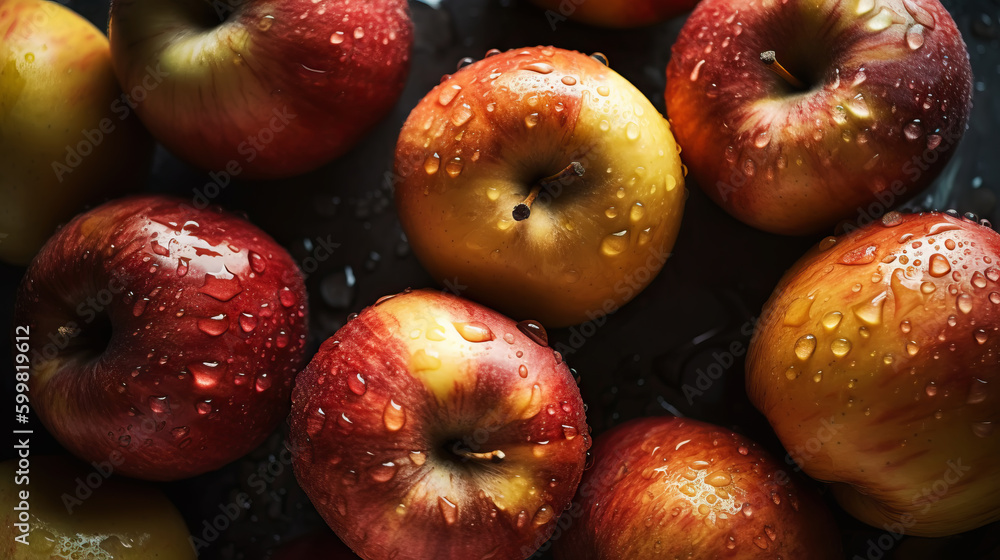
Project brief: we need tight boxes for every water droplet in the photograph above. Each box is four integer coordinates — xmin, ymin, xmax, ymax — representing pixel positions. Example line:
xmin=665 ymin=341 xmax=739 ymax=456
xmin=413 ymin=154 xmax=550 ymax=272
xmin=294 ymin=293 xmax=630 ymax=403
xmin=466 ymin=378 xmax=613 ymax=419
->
xmin=524 ymin=113 xmax=540 ymax=129
xmin=254 ymin=373 xmax=272 ymax=392
xmin=904 ymin=121 xmax=924 ymax=141
xmin=840 ymin=244 xmax=878 ymax=265
xmin=822 ymin=311 xmax=843 ymax=330
xmin=533 ymin=504 xmax=554 ymax=526
xmin=852 ymin=70 xmax=867 ymax=87
xmin=706 ymin=471 xmax=732 ymax=487
xmin=690 ymin=59 xmax=706 ymax=81
xmin=197 ymin=314 xmax=228 ymax=336
xmin=257 ymin=15 xmax=274 ymax=31
xmin=867 ymin=7 xmax=894 ymax=31
xmin=132 ymin=298 xmax=149 ymax=317
xmin=517 ymin=320 xmax=548 ymax=346
xmin=149 ymin=396 xmax=170 ymax=414
xmin=927 ymin=134 xmax=942 ymax=150
xmin=853 ymin=291 xmax=888 ymax=325
xmin=190 ymin=361 xmax=222 ymax=388
xmin=906 ymin=341 xmax=920 ymax=356
xmin=524 ymin=62 xmax=553 ymax=74
xmin=794 ymin=335 xmax=817 ymax=360
xmin=348 ymin=372 xmax=367 ymax=395
xmin=517 ymin=364 xmax=529 ymax=379
xmin=201 ymin=274 xmax=243 ymax=302
xmin=906 ymin=24 xmax=925 ymax=50
xmin=330 ymin=31 xmax=345 ymax=44
xmin=424 ymin=153 xmax=441 ymax=174
xmin=596 ymin=85 xmax=610 ymax=97
xmin=560 ymin=75 xmax=578 ymax=86
xmin=848 ymin=93 xmax=870 ymax=117
xmin=601 ymin=230 xmax=629 ymax=256
xmin=957 ymin=293 xmax=974 ymax=314
xmin=438 ymin=496 xmax=458 ymax=525
xmin=972 ymin=271 xmax=988 ymax=289
xmin=383 ymin=400 xmax=406 ymax=431
xmin=371 ymin=461 xmax=397 ymax=483
xmin=753 ymin=131 xmax=771 ymax=148
xmin=626 ymin=122 xmax=640 ymax=141
xmin=453 ymin=321 xmax=493 ymax=343
xmin=353 ymin=26 xmax=364 ymax=39
xmin=438 ymin=84 xmax=461 ymax=106
xmin=968 ymin=378 xmax=988 ymax=404
xmin=445 ymin=157 xmax=464 ymax=177
xmin=831 ymin=338 xmax=852 ymax=358
xmin=857 ymin=0 xmax=875 ymax=15
xmin=785 ymin=366 xmax=799 ymax=380
xmin=972 ymin=422 xmax=994 ymax=438
xmin=279 ymin=287 xmax=297 ymax=307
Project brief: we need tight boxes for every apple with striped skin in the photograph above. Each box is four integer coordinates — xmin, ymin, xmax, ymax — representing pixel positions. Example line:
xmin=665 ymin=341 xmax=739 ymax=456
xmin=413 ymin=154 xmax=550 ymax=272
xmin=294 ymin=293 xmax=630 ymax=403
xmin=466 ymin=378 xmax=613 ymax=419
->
xmin=554 ymin=416 xmax=842 ymax=560
xmin=289 ymin=289 xmax=590 ymax=560
xmin=531 ymin=0 xmax=699 ymax=28
xmin=0 ymin=0 xmax=152 ymax=265
xmin=665 ymin=0 xmax=972 ymax=235
xmin=15 ymin=195 xmax=308 ymax=480
xmin=394 ymin=46 xmax=686 ymax=328
xmin=108 ymin=0 xmax=412 ymax=178
xmin=747 ymin=211 xmax=1000 ymax=536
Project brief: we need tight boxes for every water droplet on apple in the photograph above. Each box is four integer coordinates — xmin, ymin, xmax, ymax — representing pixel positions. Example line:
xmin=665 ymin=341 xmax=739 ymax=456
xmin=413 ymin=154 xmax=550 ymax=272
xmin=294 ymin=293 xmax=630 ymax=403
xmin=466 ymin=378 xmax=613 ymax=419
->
xmin=171 ymin=426 xmax=189 ymax=439
xmin=906 ymin=341 xmax=920 ymax=356
xmin=438 ymin=497 xmax=459 ymax=525
xmin=822 ymin=311 xmax=843 ymax=331
xmin=149 ymin=396 xmax=170 ymax=414
xmin=451 ymin=103 xmax=473 ymax=127
xmin=968 ymin=378 xmax=988 ymax=404
xmin=133 ymin=298 xmax=149 ymax=317
xmin=517 ymin=320 xmax=549 ymax=346
xmin=600 ymin=230 xmax=629 ymax=256
xmin=625 ymin=121 xmax=641 ymax=141
xmin=753 ymin=131 xmax=771 ymax=148
xmin=257 ymin=15 xmax=274 ymax=31
xmin=151 ymin=240 xmax=170 ymax=256
xmin=904 ymin=120 xmax=924 ymax=141
xmin=438 ymin=84 xmax=461 ymax=106
xmin=785 ymin=366 xmax=799 ymax=380
xmin=255 ymin=373 xmax=272 ymax=392
xmin=518 ymin=364 xmax=529 ymax=379
xmin=371 ymin=461 xmax=398 ymax=482
xmin=972 ymin=421 xmax=994 ymax=438
xmin=353 ymin=26 xmax=364 ymax=39
xmin=706 ymin=471 xmax=732 ymax=487
xmin=847 ymin=93 xmax=870 ymax=117
xmin=454 ymin=321 xmax=493 ymax=342
xmin=629 ymin=203 xmax=645 ymax=222
xmin=176 ymin=258 xmax=190 ymax=277
xmin=347 ymin=372 xmax=367 ymax=395
xmin=197 ymin=314 xmax=228 ymax=337
xmin=867 ymin=7 xmax=894 ymax=31
xmin=561 ymin=75 xmax=577 ymax=86
xmin=424 ymin=153 xmax=441 ymax=174
xmin=239 ymin=313 xmax=257 ymax=333
xmin=831 ymin=338 xmax=852 ymax=358
xmin=383 ymin=399 xmax=406 ymax=431
xmin=794 ymin=335 xmax=817 ymax=360
xmin=279 ymin=287 xmax=297 ymax=307
xmin=523 ymin=62 xmax=553 ymax=74
xmin=330 ymin=31 xmax=345 ymax=44
xmin=783 ymin=297 xmax=814 ymax=326
xmin=201 ymin=274 xmax=243 ymax=302
xmin=957 ymin=293 xmax=974 ymax=314
xmin=689 ymin=59 xmax=706 ymax=81
xmin=972 ymin=271 xmax=988 ymax=289
xmin=905 ymin=24 xmax=925 ymax=50
xmin=856 ymin=0 xmax=875 ymax=15
xmin=597 ymin=85 xmax=610 ymax=96
xmin=852 ymin=70 xmax=867 ymax=87
xmin=524 ymin=113 xmax=540 ymax=129
xmin=853 ymin=291 xmax=888 ymax=325
xmin=190 ymin=361 xmax=222 ymax=389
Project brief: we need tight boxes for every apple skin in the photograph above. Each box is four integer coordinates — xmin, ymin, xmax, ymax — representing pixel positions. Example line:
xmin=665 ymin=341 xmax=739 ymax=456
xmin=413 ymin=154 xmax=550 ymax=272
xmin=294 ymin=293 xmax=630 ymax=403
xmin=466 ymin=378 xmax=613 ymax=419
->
xmin=0 ymin=456 xmax=195 ymax=559
xmin=0 ymin=0 xmax=152 ymax=265
xmin=395 ymin=46 xmax=686 ymax=328
xmin=289 ymin=289 xmax=591 ymax=560
xmin=108 ymin=0 xmax=412 ymax=179
xmin=14 ymin=195 xmax=308 ymax=481
xmin=747 ymin=211 xmax=1000 ymax=536
xmin=553 ymin=416 xmax=842 ymax=560
xmin=530 ymin=0 xmax=699 ymax=28
xmin=665 ymin=0 xmax=973 ymax=235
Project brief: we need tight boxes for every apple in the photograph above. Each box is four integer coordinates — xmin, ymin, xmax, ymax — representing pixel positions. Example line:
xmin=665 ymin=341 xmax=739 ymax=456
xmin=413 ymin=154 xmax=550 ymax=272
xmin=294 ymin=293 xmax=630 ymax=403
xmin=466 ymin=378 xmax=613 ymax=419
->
xmin=14 ymin=195 xmax=309 ymax=481
xmin=108 ymin=0 xmax=412 ymax=179
xmin=394 ymin=46 xmax=686 ymax=327
xmin=0 ymin=455 xmax=195 ymax=559
xmin=665 ymin=0 xmax=973 ymax=235
xmin=288 ymin=288 xmax=591 ymax=560
xmin=553 ymin=416 xmax=843 ymax=560
xmin=0 ymin=0 xmax=152 ymax=265
xmin=273 ymin=530 xmax=359 ymax=559
xmin=531 ymin=0 xmax=699 ymax=28
xmin=747 ymin=211 xmax=1000 ymax=536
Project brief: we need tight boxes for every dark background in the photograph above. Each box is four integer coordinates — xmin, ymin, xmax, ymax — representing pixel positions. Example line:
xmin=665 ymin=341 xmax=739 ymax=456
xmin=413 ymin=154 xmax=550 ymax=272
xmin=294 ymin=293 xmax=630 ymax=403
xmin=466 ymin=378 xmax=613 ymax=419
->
xmin=2 ymin=0 xmax=999 ymax=558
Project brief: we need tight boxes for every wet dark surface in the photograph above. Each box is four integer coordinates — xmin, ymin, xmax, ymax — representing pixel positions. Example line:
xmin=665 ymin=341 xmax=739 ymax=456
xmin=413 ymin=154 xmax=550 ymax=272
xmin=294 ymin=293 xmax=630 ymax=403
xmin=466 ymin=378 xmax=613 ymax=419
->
xmin=2 ymin=0 xmax=999 ymax=558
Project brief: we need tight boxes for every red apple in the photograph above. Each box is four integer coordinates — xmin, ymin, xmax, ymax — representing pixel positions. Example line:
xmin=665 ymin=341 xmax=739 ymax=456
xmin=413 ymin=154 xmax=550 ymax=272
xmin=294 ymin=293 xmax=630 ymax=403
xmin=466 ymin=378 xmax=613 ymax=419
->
xmin=394 ymin=46 xmax=686 ymax=327
xmin=14 ymin=195 xmax=308 ymax=481
xmin=531 ymin=0 xmax=699 ymax=28
xmin=108 ymin=0 xmax=412 ymax=179
xmin=289 ymin=289 xmax=590 ymax=560
xmin=554 ymin=416 xmax=842 ymax=559
xmin=665 ymin=0 xmax=973 ymax=235
xmin=0 ymin=455 xmax=195 ymax=559
xmin=747 ymin=211 xmax=1000 ymax=536
xmin=0 ymin=0 xmax=152 ymax=265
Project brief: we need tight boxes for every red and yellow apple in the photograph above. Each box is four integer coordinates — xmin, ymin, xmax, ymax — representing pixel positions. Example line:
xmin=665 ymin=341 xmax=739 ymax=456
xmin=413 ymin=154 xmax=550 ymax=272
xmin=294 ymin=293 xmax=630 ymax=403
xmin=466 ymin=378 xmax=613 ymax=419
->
xmin=395 ymin=46 xmax=686 ymax=327
xmin=554 ymin=416 xmax=842 ymax=559
xmin=289 ymin=289 xmax=590 ymax=560
xmin=747 ymin=211 xmax=1000 ymax=536
xmin=15 ymin=195 xmax=309 ymax=480
xmin=0 ymin=0 xmax=152 ymax=265
xmin=531 ymin=0 xmax=699 ymax=28
xmin=665 ymin=0 xmax=973 ymax=235
xmin=0 ymin=456 xmax=195 ymax=559
xmin=108 ymin=0 xmax=412 ymax=178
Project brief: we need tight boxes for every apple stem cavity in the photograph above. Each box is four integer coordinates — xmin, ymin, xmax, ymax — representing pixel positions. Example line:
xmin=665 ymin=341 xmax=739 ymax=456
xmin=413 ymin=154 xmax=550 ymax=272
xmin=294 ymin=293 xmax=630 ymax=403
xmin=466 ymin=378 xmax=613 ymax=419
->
xmin=461 ymin=449 xmax=506 ymax=463
xmin=760 ymin=50 xmax=806 ymax=90
xmin=512 ymin=161 xmax=586 ymax=221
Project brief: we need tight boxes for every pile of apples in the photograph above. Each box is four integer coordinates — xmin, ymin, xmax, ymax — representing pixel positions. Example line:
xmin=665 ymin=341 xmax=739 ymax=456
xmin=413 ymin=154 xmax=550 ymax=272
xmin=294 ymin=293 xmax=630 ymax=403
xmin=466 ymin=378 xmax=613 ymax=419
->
xmin=1 ymin=0 xmax=996 ymax=559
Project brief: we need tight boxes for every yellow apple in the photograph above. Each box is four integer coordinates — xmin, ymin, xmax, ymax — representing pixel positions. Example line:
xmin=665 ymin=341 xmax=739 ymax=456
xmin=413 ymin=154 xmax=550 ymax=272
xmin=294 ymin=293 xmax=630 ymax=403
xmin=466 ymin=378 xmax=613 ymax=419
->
xmin=0 ymin=0 xmax=152 ymax=265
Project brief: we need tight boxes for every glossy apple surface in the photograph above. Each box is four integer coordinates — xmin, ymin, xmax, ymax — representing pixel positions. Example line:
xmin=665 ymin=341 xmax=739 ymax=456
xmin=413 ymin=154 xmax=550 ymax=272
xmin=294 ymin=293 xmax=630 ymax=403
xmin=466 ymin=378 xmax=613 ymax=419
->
xmin=531 ymin=0 xmax=698 ymax=28
xmin=747 ymin=211 xmax=1000 ymax=536
xmin=289 ymin=289 xmax=590 ymax=560
xmin=665 ymin=0 xmax=972 ymax=235
xmin=554 ymin=416 xmax=842 ymax=560
xmin=108 ymin=0 xmax=412 ymax=178
xmin=15 ymin=195 xmax=308 ymax=480
xmin=0 ymin=0 xmax=151 ymax=265
xmin=395 ymin=46 xmax=686 ymax=327
xmin=0 ymin=456 xmax=194 ymax=559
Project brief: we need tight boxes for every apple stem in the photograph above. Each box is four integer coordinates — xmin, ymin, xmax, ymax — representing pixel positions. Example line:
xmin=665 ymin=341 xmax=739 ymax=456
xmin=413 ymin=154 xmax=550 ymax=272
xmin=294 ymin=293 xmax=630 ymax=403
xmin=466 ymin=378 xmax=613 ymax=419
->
xmin=760 ymin=51 xmax=806 ymax=90
xmin=460 ymin=449 xmax=506 ymax=463
xmin=512 ymin=162 xmax=585 ymax=221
